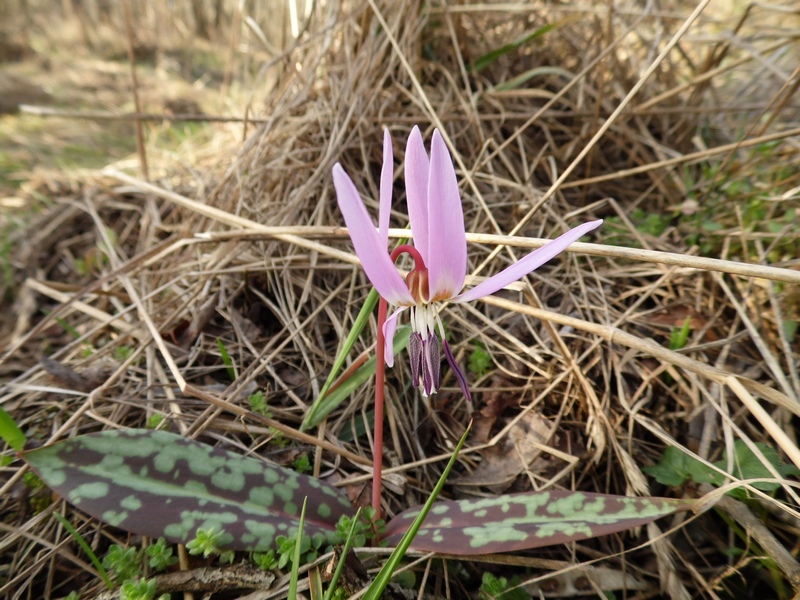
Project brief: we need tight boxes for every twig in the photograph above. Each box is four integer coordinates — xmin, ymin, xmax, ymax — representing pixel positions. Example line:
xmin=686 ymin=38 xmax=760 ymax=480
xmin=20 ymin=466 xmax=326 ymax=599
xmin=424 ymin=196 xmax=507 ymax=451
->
xmin=122 ymin=0 xmax=148 ymax=181
xmin=17 ymin=103 xmax=779 ymax=123
xmin=92 ymin=563 xmax=276 ymax=599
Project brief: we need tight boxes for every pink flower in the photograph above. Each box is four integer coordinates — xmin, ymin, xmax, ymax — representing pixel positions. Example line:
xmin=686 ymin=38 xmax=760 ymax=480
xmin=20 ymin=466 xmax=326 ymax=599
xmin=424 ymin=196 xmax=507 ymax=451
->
xmin=333 ymin=126 xmax=602 ymax=400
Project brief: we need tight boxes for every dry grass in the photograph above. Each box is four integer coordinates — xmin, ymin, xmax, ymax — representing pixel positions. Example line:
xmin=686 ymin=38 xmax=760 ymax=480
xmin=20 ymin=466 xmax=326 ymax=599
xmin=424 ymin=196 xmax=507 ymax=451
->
xmin=1 ymin=0 xmax=800 ymax=598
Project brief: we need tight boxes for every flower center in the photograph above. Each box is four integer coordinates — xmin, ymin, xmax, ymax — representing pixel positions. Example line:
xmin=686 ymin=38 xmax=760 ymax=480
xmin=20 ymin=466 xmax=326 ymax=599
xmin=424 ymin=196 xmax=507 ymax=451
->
xmin=390 ymin=244 xmax=429 ymax=304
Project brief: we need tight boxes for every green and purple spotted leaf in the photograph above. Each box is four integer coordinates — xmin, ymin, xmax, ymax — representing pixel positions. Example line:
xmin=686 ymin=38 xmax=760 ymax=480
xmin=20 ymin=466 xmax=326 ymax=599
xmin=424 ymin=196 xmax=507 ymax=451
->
xmin=23 ymin=429 xmax=695 ymax=558
xmin=382 ymin=491 xmax=692 ymax=555
xmin=22 ymin=429 xmax=352 ymax=551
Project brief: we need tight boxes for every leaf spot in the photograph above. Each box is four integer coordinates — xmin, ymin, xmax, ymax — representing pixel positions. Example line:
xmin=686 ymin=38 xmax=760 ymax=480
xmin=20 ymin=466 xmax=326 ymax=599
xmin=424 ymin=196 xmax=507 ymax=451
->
xmin=120 ymin=495 xmax=142 ymax=511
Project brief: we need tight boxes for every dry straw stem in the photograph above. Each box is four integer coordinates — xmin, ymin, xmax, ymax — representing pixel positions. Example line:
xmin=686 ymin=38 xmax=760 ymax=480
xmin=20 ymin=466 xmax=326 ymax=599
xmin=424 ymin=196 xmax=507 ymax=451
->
xmin=105 ymin=169 xmax=800 ymax=286
xmin=480 ymin=296 xmax=800 ymax=463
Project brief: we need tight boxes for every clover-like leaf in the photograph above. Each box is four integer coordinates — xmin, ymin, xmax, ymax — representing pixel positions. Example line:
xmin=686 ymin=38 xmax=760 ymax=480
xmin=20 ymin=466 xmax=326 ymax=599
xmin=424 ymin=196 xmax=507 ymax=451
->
xmin=22 ymin=429 xmax=352 ymax=551
xmin=383 ymin=491 xmax=692 ymax=555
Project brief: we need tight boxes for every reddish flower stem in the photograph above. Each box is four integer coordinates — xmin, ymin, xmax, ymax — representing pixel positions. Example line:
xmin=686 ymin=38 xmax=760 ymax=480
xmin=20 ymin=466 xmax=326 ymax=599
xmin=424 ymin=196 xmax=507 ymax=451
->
xmin=373 ymin=295 xmax=388 ymax=518
xmin=372 ymin=243 xmax=426 ymax=519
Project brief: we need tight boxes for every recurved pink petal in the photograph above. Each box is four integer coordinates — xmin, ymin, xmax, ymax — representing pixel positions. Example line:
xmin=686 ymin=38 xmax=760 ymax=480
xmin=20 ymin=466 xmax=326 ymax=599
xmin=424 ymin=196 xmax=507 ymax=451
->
xmin=382 ymin=307 xmax=407 ymax=367
xmin=333 ymin=164 xmax=415 ymax=306
xmin=426 ymin=129 xmax=467 ymax=301
xmin=453 ymin=219 xmax=603 ymax=303
xmin=404 ymin=126 xmax=430 ymax=263
xmin=379 ymin=129 xmax=393 ymax=242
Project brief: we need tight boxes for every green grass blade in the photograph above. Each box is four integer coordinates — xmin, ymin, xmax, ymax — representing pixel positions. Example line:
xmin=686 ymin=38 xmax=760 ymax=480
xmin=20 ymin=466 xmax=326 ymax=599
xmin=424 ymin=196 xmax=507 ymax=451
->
xmin=54 ymin=316 xmax=81 ymax=339
xmin=363 ymin=424 xmax=471 ymax=600
xmin=301 ymin=287 xmax=379 ymax=431
xmin=492 ymin=65 xmax=574 ymax=92
xmin=322 ymin=508 xmax=362 ymax=600
xmin=53 ymin=512 xmax=113 ymax=589
xmin=302 ymin=325 xmax=412 ymax=430
xmin=216 ymin=338 xmax=236 ymax=381
xmin=471 ymin=24 xmax=555 ymax=72
xmin=0 ymin=406 xmax=25 ymax=452
xmin=288 ymin=497 xmax=308 ymax=600
xmin=669 ymin=316 xmax=693 ymax=350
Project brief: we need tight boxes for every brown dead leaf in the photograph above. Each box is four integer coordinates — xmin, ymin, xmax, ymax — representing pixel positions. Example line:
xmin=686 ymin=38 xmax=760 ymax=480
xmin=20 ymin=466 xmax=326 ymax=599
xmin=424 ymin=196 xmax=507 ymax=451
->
xmin=470 ymin=379 xmax=521 ymax=444
xmin=456 ymin=411 xmax=554 ymax=492
xmin=40 ymin=356 xmax=111 ymax=392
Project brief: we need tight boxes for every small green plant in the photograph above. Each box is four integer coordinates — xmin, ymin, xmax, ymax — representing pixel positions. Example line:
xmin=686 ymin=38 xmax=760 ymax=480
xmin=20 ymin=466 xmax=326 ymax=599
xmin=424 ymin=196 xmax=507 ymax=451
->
xmin=186 ymin=527 xmax=234 ymax=563
xmin=644 ymin=441 xmax=799 ymax=498
xmin=217 ymin=339 xmax=236 ymax=381
xmin=468 ymin=341 xmax=493 ymax=377
xmin=23 ymin=471 xmax=43 ymax=491
xmin=119 ymin=578 xmax=157 ymax=600
xmin=479 ymin=572 xmax=531 ymax=600
xmin=268 ymin=427 xmax=289 ymax=448
xmin=248 ymin=390 xmax=271 ymax=417
xmin=145 ymin=414 xmax=164 ymax=429
xmin=146 ymin=538 xmax=177 ymax=571
xmin=668 ymin=316 xmax=692 ymax=350
xmin=0 ymin=406 xmax=25 ymax=455
xmin=23 ymin=470 xmax=51 ymax=511
xmin=254 ymin=549 xmax=278 ymax=570
xmin=292 ymin=453 xmax=312 ymax=474
xmin=102 ymin=545 xmax=142 ymax=584
xmin=275 ymin=530 xmax=327 ymax=569
xmin=335 ymin=506 xmax=384 ymax=547
xmin=114 ymin=345 xmax=134 ymax=362
xmin=65 ymin=592 xmax=80 ymax=600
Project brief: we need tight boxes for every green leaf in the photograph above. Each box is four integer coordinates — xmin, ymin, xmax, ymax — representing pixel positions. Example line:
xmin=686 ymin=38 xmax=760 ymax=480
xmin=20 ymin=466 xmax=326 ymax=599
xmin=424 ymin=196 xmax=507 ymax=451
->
xmin=468 ymin=341 xmax=492 ymax=377
xmin=365 ymin=424 xmax=471 ymax=598
xmin=120 ymin=578 xmax=157 ymax=600
xmin=301 ymin=325 xmax=412 ymax=430
xmin=103 ymin=543 xmax=143 ymax=583
xmin=0 ymin=405 xmax=25 ymax=452
xmin=23 ymin=429 xmax=352 ymax=551
xmin=668 ymin=316 xmax=692 ymax=350
xmin=643 ymin=445 xmax=722 ymax=487
xmin=53 ymin=512 xmax=114 ymax=589
xmin=645 ymin=441 xmax=799 ymax=495
xmin=479 ymin=572 xmax=530 ymax=600
xmin=471 ymin=24 xmax=556 ymax=72
xmin=216 ymin=338 xmax=236 ymax=381
xmin=146 ymin=538 xmax=177 ymax=571
xmin=716 ymin=440 xmax=800 ymax=493
xmin=324 ymin=508 xmax=362 ymax=600
xmin=382 ymin=491 xmax=689 ymax=555
xmin=492 ymin=66 xmax=574 ymax=92
xmin=288 ymin=497 xmax=308 ymax=600
xmin=302 ymin=288 xmax=380 ymax=431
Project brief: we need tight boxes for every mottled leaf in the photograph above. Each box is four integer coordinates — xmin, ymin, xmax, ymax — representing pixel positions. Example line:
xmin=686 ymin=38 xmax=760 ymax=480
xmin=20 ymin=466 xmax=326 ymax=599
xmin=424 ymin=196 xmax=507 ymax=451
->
xmin=22 ymin=429 xmax=352 ymax=551
xmin=383 ymin=491 xmax=691 ymax=555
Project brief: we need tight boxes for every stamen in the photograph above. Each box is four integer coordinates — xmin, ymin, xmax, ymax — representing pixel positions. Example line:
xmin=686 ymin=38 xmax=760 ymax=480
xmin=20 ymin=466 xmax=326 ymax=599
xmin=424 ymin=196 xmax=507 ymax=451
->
xmin=408 ymin=332 xmax=423 ymax=386
xmin=426 ymin=331 xmax=442 ymax=392
xmin=442 ymin=338 xmax=472 ymax=403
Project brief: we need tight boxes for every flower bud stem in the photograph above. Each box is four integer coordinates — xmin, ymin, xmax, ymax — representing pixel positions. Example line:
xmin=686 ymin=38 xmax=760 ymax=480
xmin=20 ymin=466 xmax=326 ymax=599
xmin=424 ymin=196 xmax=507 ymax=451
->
xmin=372 ymin=244 xmax=425 ymax=520
xmin=373 ymin=295 xmax=388 ymax=519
